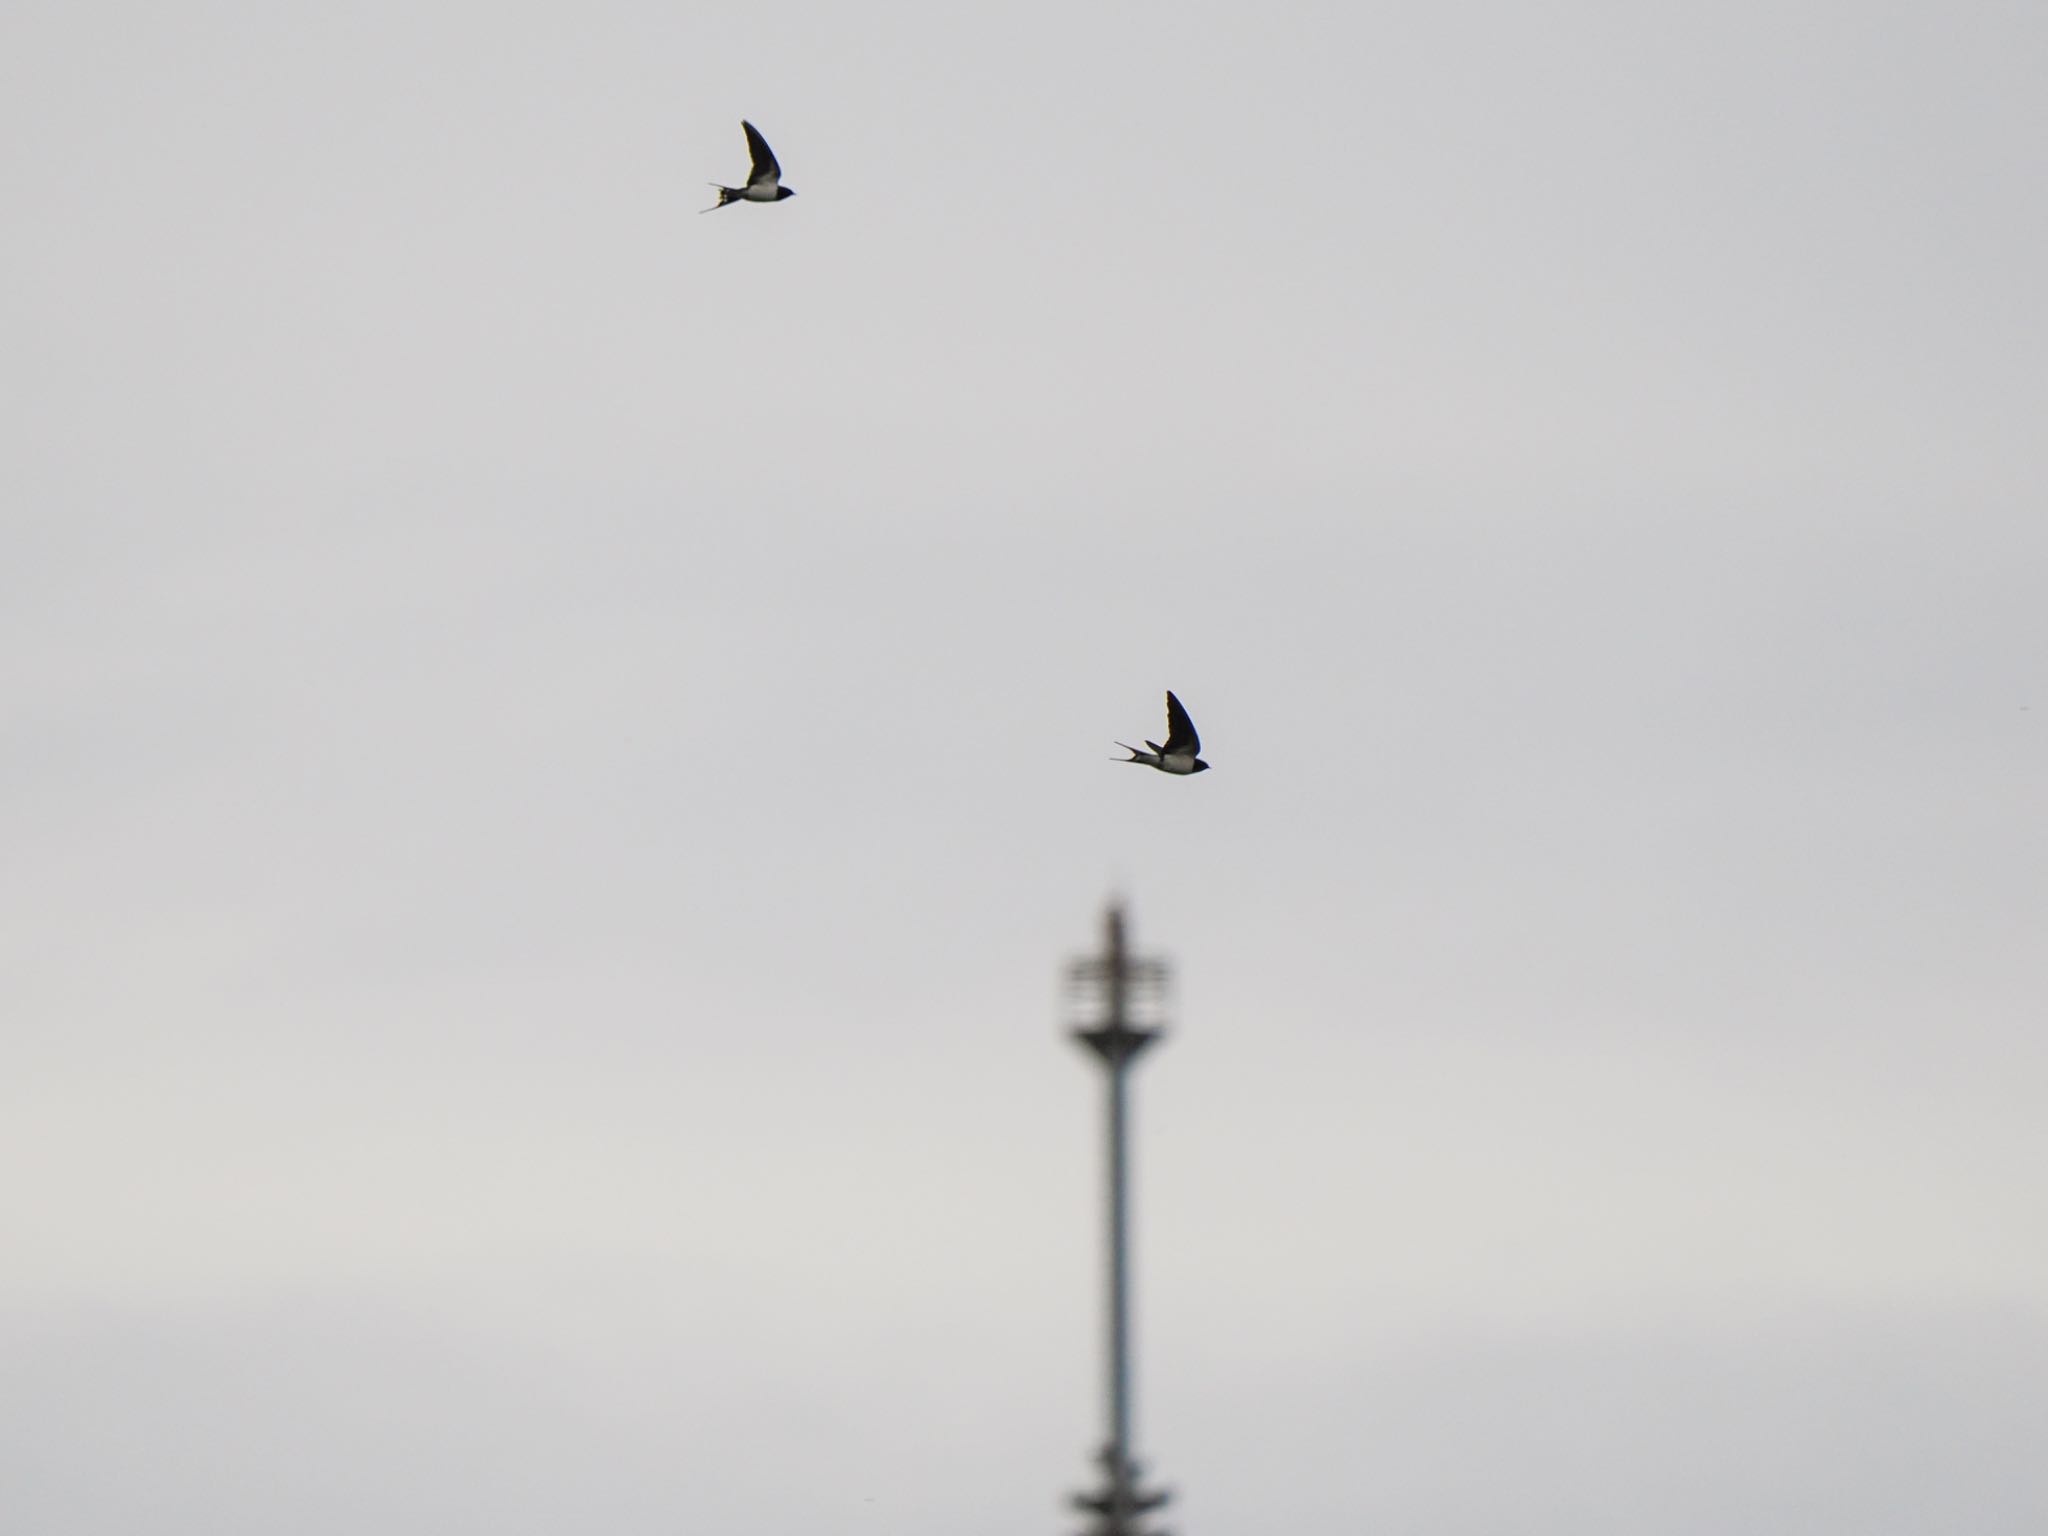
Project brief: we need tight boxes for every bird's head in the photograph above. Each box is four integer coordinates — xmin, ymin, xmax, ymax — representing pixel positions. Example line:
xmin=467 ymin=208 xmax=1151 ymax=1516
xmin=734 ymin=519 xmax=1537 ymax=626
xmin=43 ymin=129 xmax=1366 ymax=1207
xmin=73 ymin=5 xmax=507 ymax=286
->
xmin=1191 ymin=759 xmax=1211 ymax=773
xmin=776 ymin=187 xmax=797 ymax=200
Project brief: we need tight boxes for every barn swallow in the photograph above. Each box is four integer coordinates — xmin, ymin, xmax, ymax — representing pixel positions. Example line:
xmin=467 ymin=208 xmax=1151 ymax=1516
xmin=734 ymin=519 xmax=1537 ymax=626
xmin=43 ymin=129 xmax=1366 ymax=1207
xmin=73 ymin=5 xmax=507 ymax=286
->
xmin=703 ymin=121 xmax=796 ymax=210
xmin=1117 ymin=691 xmax=1210 ymax=775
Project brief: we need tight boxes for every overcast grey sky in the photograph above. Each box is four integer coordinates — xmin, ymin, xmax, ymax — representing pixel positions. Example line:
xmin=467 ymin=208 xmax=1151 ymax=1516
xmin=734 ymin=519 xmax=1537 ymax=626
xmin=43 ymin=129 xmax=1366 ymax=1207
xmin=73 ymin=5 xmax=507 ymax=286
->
xmin=4 ymin=1 xmax=2046 ymax=1531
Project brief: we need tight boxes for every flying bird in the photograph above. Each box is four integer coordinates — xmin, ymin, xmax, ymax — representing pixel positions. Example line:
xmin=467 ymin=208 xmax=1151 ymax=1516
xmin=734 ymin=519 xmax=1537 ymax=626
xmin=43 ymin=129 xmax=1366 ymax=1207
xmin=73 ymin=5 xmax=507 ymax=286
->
xmin=704 ymin=120 xmax=796 ymax=211
xmin=1117 ymin=691 xmax=1210 ymax=775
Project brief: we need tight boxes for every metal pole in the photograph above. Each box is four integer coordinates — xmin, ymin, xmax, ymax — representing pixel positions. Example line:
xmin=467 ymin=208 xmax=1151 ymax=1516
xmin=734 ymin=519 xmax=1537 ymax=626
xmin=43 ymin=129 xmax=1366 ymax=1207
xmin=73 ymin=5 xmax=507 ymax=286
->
xmin=1066 ymin=903 xmax=1170 ymax=1536
xmin=1108 ymin=1037 xmax=1131 ymax=1474
xmin=1104 ymin=907 xmax=1132 ymax=1475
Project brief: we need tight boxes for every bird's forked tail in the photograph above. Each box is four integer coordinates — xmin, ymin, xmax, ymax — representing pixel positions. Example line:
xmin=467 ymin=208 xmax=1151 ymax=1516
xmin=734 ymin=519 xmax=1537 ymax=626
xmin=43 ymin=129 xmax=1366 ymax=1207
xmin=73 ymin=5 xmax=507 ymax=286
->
xmin=700 ymin=184 xmax=742 ymax=213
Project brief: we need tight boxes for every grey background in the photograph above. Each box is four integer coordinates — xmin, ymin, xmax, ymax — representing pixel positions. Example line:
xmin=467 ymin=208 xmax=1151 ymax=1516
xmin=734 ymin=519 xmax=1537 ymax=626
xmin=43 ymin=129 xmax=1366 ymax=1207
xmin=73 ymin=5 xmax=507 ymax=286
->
xmin=4 ymin=1 xmax=2045 ymax=1531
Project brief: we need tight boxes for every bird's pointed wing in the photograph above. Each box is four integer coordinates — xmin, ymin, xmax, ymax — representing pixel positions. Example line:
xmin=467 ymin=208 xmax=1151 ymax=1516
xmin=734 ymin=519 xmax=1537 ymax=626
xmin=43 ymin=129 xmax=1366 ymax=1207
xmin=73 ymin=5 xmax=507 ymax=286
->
xmin=1163 ymin=691 xmax=1200 ymax=755
xmin=741 ymin=120 xmax=781 ymax=187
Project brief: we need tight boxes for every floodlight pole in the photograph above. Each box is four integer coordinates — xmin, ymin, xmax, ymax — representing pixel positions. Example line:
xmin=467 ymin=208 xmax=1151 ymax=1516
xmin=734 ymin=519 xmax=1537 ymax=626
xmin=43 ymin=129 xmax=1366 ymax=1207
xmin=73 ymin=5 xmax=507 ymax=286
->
xmin=1066 ymin=903 xmax=1171 ymax=1536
